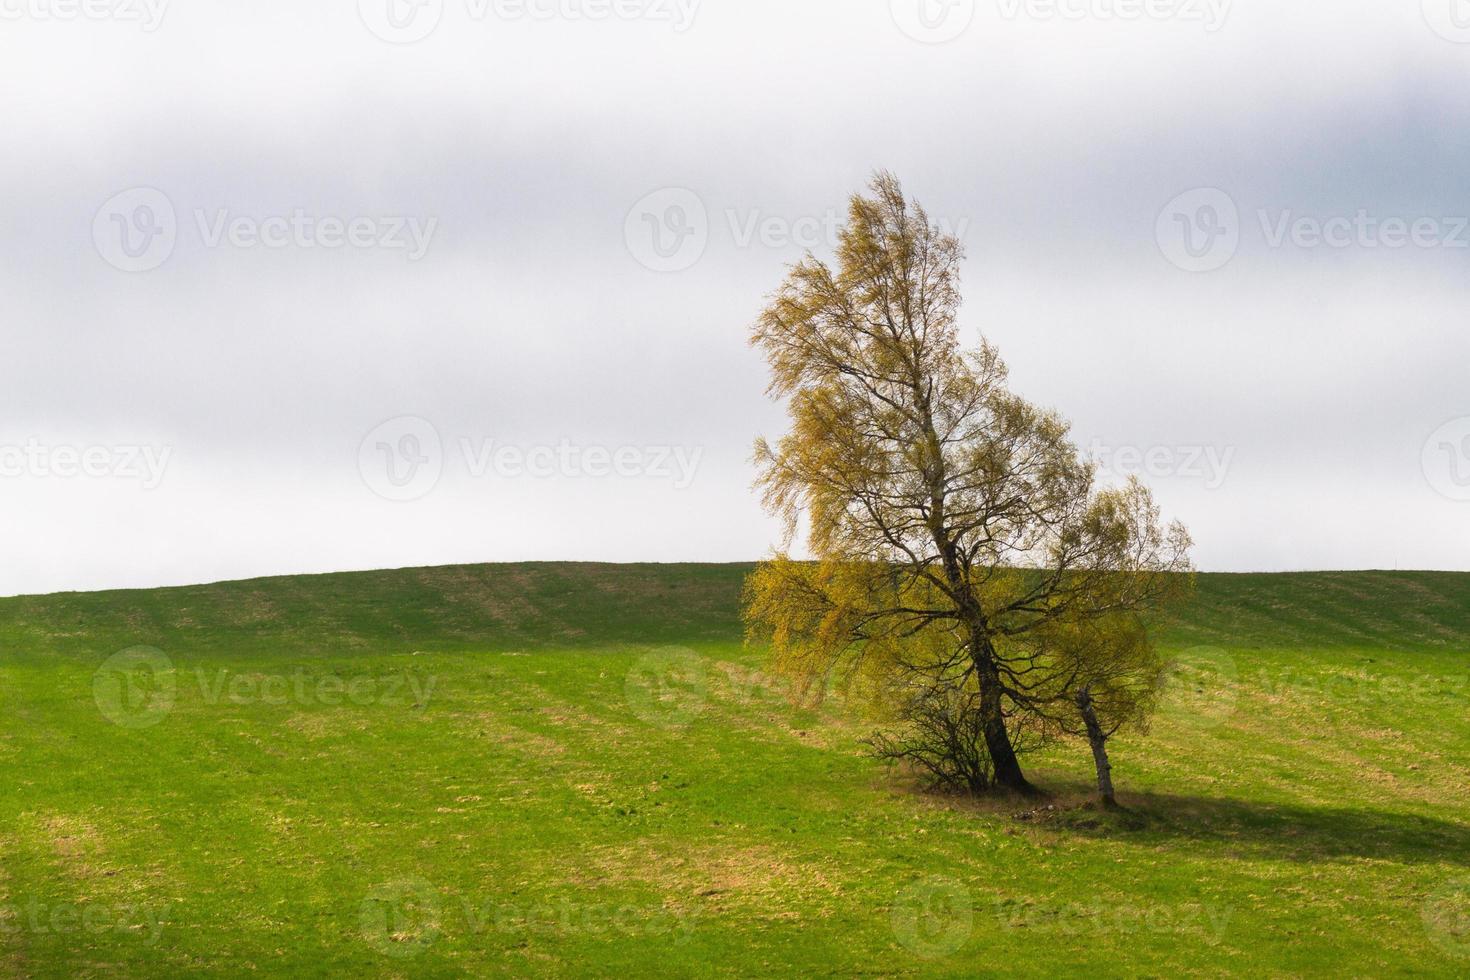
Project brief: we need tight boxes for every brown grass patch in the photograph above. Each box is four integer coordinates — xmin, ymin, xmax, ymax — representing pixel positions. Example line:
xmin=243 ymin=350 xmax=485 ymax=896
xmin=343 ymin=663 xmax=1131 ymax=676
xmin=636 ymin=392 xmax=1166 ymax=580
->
xmin=573 ymin=841 xmax=840 ymax=917
xmin=30 ymin=813 xmax=108 ymax=883
xmin=463 ymin=713 xmax=567 ymax=759
xmin=415 ymin=567 xmax=551 ymax=634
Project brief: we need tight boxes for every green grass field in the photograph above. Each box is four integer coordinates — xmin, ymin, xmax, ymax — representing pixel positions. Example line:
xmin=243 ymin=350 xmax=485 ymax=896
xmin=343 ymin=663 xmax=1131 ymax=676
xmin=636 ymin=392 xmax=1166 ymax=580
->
xmin=1 ymin=563 xmax=1468 ymax=977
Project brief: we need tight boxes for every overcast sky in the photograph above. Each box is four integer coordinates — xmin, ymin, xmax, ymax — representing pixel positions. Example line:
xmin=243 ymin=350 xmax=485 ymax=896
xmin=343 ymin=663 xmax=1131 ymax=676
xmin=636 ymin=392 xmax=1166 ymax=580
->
xmin=2 ymin=0 xmax=1469 ymax=596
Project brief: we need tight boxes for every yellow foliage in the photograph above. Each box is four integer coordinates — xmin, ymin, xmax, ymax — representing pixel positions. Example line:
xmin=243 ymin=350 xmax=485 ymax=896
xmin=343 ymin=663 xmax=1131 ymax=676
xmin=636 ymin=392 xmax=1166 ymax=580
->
xmin=743 ymin=173 xmax=1195 ymax=784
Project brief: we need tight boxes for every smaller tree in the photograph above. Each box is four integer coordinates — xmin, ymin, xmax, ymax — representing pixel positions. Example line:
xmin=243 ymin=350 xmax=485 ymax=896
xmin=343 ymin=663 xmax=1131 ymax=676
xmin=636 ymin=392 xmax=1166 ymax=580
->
xmin=1023 ymin=610 xmax=1167 ymax=808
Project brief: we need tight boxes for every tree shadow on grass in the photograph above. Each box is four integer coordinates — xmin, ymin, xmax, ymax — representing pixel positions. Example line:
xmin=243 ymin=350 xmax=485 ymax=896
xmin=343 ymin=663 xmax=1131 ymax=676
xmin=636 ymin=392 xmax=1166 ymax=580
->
xmin=1027 ymin=778 xmax=1470 ymax=867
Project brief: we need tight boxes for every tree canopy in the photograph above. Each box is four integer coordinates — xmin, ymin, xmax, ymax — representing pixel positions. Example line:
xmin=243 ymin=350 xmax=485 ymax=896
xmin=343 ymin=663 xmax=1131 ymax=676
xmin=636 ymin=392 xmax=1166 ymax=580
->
xmin=745 ymin=173 xmax=1193 ymax=794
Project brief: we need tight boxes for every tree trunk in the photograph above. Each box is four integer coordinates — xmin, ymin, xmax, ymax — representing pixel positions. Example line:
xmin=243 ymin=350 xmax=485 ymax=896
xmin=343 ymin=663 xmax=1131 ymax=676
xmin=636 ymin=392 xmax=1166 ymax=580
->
xmin=984 ymin=712 xmax=1031 ymax=793
xmin=973 ymin=638 xmax=1034 ymax=794
xmin=937 ymin=531 xmax=1033 ymax=794
xmin=1075 ymin=687 xmax=1116 ymax=807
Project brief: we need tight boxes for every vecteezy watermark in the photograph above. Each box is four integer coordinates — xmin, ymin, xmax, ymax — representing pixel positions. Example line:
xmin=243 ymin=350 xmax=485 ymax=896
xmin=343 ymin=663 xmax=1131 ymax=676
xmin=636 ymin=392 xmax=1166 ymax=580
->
xmin=461 ymin=439 xmax=703 ymax=488
xmin=625 ymin=656 xmax=830 ymax=726
xmin=359 ymin=416 xmax=444 ymax=503
xmin=358 ymin=0 xmax=445 ymax=44
xmin=190 ymin=668 xmax=437 ymax=709
xmin=992 ymin=896 xmax=1233 ymax=938
xmin=93 ymin=188 xmax=438 ymax=272
xmin=890 ymin=0 xmax=976 ymax=44
xmin=360 ymin=880 xmax=692 ymax=958
xmin=1424 ymin=875 xmax=1470 ymax=958
xmin=1251 ymin=667 xmax=1468 ymax=731
xmin=93 ymin=188 xmax=177 ymax=273
xmin=1087 ymin=440 xmax=1236 ymax=490
xmin=624 ymin=188 xmax=709 ymax=273
xmin=0 ymin=0 xmax=168 ymax=30
xmin=1158 ymin=188 xmax=1470 ymax=272
xmin=1422 ymin=0 xmax=1470 ymax=44
xmin=891 ymin=0 xmax=1229 ymax=43
xmin=360 ymin=879 xmax=442 ymax=959
xmin=995 ymin=0 xmax=1231 ymax=31
xmin=625 ymin=188 xmax=971 ymax=272
xmin=93 ymin=647 xmax=176 ymax=729
xmin=726 ymin=207 xmax=970 ymax=252
xmin=93 ymin=647 xmax=438 ymax=728
xmin=1422 ymin=417 xmax=1470 ymax=503
xmin=358 ymin=0 xmax=700 ymax=44
xmin=624 ymin=647 xmax=708 ymax=728
xmin=358 ymin=416 xmax=705 ymax=502
xmin=0 ymin=440 xmax=171 ymax=489
xmin=1258 ymin=210 xmax=1470 ymax=251
xmin=710 ymin=660 xmax=831 ymax=711
xmin=891 ymin=877 xmax=973 ymax=958
xmin=1156 ymin=188 xmax=1240 ymax=273
xmin=1160 ymin=645 xmax=1240 ymax=730
xmin=194 ymin=210 xmax=437 ymax=260
xmin=0 ymin=899 xmax=171 ymax=945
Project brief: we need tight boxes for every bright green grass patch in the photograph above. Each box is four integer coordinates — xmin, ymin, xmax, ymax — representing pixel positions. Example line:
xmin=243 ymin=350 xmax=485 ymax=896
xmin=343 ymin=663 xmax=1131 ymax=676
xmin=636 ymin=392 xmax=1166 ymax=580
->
xmin=0 ymin=565 xmax=1467 ymax=976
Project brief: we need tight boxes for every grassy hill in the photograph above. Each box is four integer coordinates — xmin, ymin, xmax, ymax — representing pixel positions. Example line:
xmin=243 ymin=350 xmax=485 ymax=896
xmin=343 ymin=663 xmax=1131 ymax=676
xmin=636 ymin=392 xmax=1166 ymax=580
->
xmin=1 ymin=564 xmax=1467 ymax=976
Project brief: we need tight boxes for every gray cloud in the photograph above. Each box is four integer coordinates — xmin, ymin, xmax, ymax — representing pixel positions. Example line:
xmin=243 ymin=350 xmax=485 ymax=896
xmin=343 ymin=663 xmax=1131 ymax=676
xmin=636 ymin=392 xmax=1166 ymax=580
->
xmin=1 ymin=0 xmax=1467 ymax=594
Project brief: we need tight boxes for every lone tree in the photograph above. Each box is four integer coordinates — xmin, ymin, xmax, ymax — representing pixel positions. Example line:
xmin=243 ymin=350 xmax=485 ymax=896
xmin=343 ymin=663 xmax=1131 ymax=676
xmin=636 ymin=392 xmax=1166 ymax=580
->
xmin=744 ymin=173 xmax=1192 ymax=795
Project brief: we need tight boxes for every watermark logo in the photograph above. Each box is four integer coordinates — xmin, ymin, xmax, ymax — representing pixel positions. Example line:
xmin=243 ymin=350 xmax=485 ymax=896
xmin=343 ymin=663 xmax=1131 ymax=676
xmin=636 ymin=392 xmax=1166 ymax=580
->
xmin=360 ymin=878 xmax=443 ymax=958
xmin=891 ymin=877 xmax=972 ymax=958
xmin=94 ymin=189 xmax=437 ymax=270
xmin=1423 ymin=0 xmax=1470 ymax=43
xmin=1424 ymin=417 xmax=1470 ymax=502
xmin=193 ymin=209 xmax=437 ymax=260
xmin=995 ymin=0 xmax=1230 ymax=31
xmin=482 ymin=0 xmax=699 ymax=29
xmin=627 ymin=189 xmax=969 ymax=270
xmin=728 ymin=206 xmax=970 ymax=252
xmin=890 ymin=0 xmax=975 ymax=43
xmin=0 ymin=440 xmax=171 ymax=489
xmin=624 ymin=647 xmax=707 ymax=727
xmin=992 ymin=896 xmax=1233 ymax=938
xmin=359 ymin=883 xmax=692 ymax=958
xmin=1424 ymin=875 xmax=1470 ymax=958
xmin=93 ymin=647 xmax=176 ymax=729
xmin=1157 ymin=188 xmax=1239 ymax=272
xmin=0 ymin=0 xmax=169 ymax=30
xmin=359 ymin=0 xmax=699 ymax=43
xmin=358 ymin=423 xmax=704 ymax=501
xmin=1259 ymin=210 xmax=1468 ymax=251
xmin=359 ymin=416 xmax=444 ymax=502
xmin=1161 ymin=192 xmax=1470 ymax=272
xmin=461 ymin=439 xmax=703 ymax=489
xmin=95 ymin=650 xmax=435 ymax=726
xmin=1089 ymin=440 xmax=1235 ymax=491
xmin=1251 ymin=667 xmax=1468 ymax=733
xmin=93 ymin=188 xmax=177 ymax=273
xmin=359 ymin=0 xmax=444 ymax=43
xmin=1161 ymin=645 xmax=1240 ymax=729
xmin=625 ymin=188 xmax=708 ymax=272
xmin=193 ymin=668 xmax=436 ymax=708
xmin=0 ymin=899 xmax=171 ymax=944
